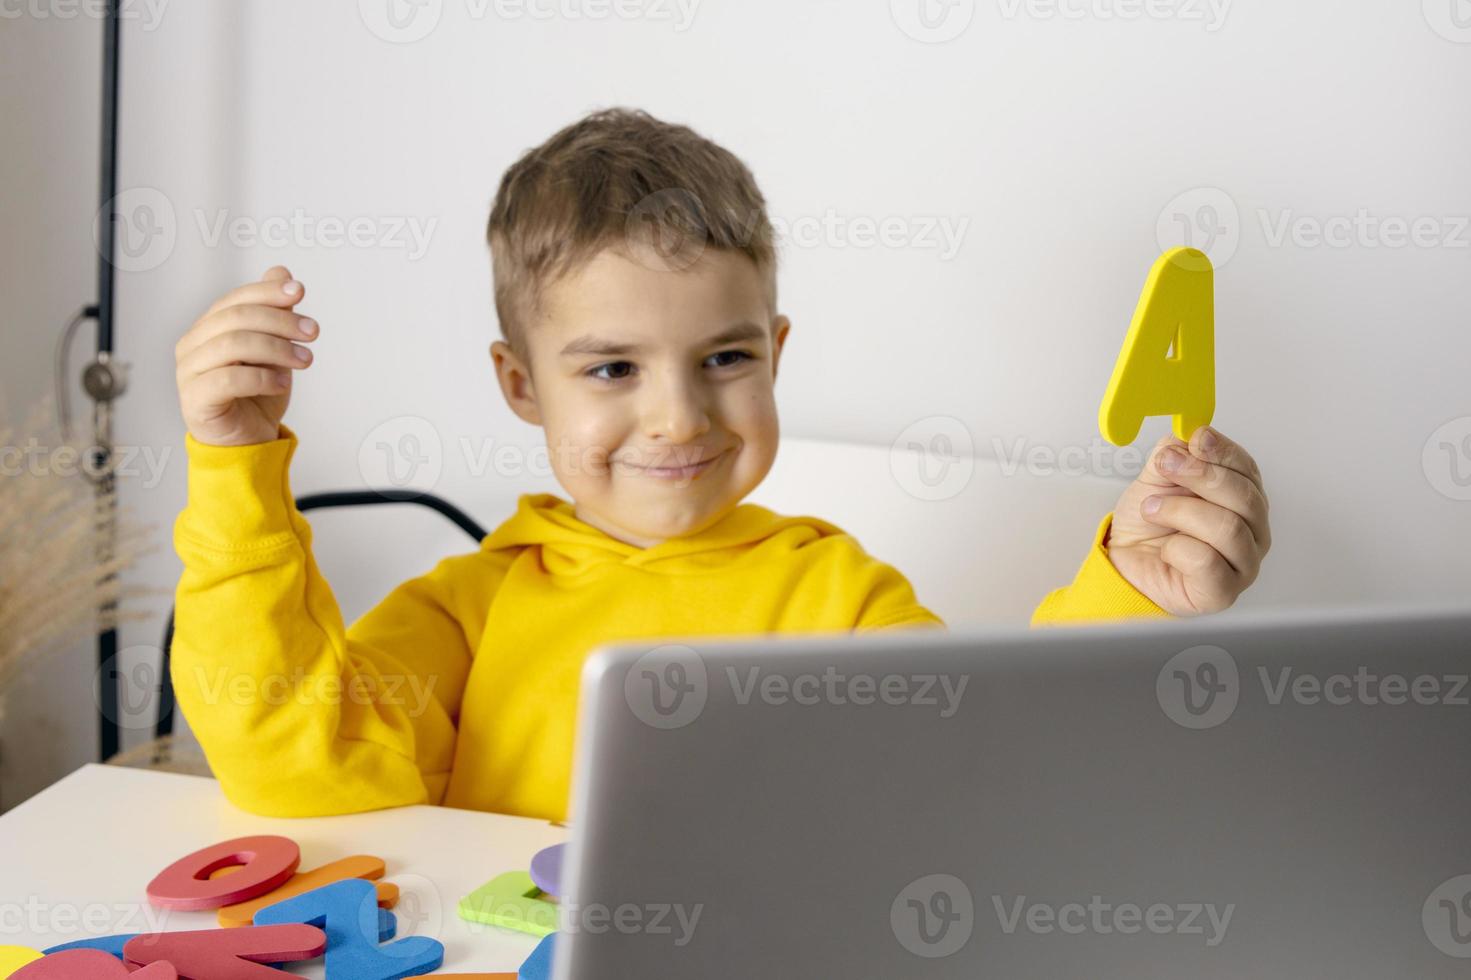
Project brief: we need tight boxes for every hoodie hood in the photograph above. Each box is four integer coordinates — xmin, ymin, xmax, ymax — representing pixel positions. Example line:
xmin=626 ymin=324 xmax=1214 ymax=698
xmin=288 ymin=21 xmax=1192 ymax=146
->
xmin=480 ymin=492 xmax=847 ymax=577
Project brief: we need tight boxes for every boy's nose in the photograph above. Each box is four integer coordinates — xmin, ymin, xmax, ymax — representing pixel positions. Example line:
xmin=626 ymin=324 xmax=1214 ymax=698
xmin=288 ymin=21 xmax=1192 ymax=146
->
xmin=640 ymin=376 xmax=711 ymax=445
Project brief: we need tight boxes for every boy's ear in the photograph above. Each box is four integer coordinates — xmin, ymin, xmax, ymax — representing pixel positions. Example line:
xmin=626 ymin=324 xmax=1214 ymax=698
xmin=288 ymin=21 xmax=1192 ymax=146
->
xmin=490 ymin=339 xmax=542 ymax=426
xmin=770 ymin=315 xmax=792 ymax=383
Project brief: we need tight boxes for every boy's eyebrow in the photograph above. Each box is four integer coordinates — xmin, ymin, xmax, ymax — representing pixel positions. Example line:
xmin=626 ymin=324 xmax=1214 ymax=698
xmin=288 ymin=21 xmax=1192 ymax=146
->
xmin=559 ymin=322 xmax=767 ymax=357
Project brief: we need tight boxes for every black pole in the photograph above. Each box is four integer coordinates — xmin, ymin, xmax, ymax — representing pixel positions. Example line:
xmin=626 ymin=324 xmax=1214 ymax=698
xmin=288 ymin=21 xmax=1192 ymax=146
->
xmin=97 ymin=0 xmax=119 ymax=353
xmin=95 ymin=0 xmax=122 ymax=762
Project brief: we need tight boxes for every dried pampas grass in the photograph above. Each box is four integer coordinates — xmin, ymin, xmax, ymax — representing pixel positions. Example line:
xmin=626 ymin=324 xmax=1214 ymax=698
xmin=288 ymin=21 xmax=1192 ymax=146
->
xmin=0 ymin=396 xmax=161 ymax=706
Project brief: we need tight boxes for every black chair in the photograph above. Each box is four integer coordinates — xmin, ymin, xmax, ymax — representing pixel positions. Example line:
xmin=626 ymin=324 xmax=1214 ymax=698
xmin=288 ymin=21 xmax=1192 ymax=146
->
xmin=150 ymin=490 xmax=488 ymax=742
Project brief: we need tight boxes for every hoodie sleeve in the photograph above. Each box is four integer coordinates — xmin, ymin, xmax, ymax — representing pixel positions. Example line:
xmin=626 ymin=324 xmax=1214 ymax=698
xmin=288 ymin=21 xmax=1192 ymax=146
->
xmin=171 ymin=424 xmax=496 ymax=817
xmin=1030 ymin=513 xmax=1170 ymax=625
xmin=842 ymin=544 xmax=946 ymax=632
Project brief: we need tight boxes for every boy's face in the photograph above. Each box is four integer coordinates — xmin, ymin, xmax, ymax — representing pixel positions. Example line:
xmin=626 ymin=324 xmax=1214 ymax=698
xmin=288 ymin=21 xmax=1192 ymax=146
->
xmin=491 ymin=247 xmax=790 ymax=548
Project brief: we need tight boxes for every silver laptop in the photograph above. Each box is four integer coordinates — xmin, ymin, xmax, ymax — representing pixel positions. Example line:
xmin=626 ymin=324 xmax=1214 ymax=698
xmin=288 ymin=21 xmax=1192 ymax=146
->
xmin=554 ymin=607 xmax=1471 ymax=978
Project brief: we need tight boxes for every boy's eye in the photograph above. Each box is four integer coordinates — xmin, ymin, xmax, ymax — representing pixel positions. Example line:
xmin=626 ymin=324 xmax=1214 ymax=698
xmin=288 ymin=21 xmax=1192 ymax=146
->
xmin=586 ymin=361 xmax=634 ymax=382
xmin=706 ymin=349 xmax=753 ymax=369
xmin=584 ymin=350 xmax=753 ymax=383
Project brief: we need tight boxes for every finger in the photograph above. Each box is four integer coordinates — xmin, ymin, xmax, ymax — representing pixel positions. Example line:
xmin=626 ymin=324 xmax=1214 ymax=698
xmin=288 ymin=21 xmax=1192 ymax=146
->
xmin=1141 ymin=494 xmax=1261 ymax=580
xmin=202 ymin=276 xmax=306 ymax=319
xmin=1159 ymin=533 xmax=1240 ymax=614
xmin=1153 ymin=444 xmax=1270 ymax=550
xmin=177 ymin=304 xmax=318 ymax=362
xmin=262 ymin=265 xmax=293 ymax=282
xmin=186 ymin=365 xmax=292 ymax=411
xmin=1140 ymin=433 xmax=1192 ymax=489
xmin=1187 ymin=425 xmax=1265 ymax=495
xmin=176 ymin=329 xmax=313 ymax=383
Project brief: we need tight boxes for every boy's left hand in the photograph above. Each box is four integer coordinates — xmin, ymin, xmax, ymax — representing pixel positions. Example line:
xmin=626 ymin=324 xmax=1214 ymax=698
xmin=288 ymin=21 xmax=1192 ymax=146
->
xmin=1106 ymin=426 xmax=1271 ymax=616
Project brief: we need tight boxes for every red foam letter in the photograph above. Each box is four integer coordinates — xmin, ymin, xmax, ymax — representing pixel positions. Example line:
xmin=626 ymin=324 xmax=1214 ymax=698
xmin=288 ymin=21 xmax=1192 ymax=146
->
xmin=147 ymin=835 xmax=300 ymax=910
xmin=124 ymin=924 xmax=325 ymax=979
xmin=12 ymin=948 xmax=177 ymax=978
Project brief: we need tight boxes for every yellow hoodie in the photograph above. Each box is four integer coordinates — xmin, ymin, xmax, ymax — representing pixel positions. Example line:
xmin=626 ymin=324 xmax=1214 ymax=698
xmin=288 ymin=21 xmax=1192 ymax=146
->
xmin=171 ymin=425 xmax=1165 ymax=820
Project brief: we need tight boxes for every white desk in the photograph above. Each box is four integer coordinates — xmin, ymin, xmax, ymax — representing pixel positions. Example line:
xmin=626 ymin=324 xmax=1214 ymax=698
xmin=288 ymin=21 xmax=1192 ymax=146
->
xmin=0 ymin=764 xmax=564 ymax=975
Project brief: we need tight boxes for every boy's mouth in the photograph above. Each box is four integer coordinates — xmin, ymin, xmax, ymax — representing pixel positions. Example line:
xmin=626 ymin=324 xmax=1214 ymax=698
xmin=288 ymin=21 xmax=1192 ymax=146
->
xmin=624 ymin=448 xmax=730 ymax=482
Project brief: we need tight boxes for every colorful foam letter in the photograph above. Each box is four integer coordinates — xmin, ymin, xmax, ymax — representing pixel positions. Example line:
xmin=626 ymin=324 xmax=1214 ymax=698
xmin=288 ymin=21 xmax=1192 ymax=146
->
xmin=0 ymin=947 xmax=43 ymax=977
xmin=147 ymin=835 xmax=301 ymax=910
xmin=254 ymin=879 xmax=443 ymax=980
xmin=40 ymin=936 xmax=133 ymax=959
xmin=217 ymin=855 xmax=400 ymax=927
xmin=528 ymin=844 xmax=565 ymax=898
xmin=123 ymin=923 xmax=326 ymax=978
xmin=40 ymin=935 xmax=301 ymax=972
xmin=518 ymin=933 xmax=556 ymax=980
xmin=12 ymin=949 xmax=175 ymax=979
xmin=458 ymin=871 xmax=558 ymax=937
xmin=1098 ymin=246 xmax=1215 ymax=445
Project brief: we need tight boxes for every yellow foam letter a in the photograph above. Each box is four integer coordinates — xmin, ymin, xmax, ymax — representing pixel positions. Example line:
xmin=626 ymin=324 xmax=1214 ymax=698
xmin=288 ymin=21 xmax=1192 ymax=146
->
xmin=1098 ymin=247 xmax=1215 ymax=445
xmin=0 ymin=946 xmax=43 ymax=978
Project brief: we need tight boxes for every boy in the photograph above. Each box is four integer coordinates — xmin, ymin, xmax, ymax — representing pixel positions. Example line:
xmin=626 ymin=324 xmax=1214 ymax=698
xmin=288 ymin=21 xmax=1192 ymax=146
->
xmin=171 ymin=108 xmax=1270 ymax=820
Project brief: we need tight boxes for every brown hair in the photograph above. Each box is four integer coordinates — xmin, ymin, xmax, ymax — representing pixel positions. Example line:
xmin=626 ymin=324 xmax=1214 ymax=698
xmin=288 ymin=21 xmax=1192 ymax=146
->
xmin=486 ymin=107 xmax=777 ymax=358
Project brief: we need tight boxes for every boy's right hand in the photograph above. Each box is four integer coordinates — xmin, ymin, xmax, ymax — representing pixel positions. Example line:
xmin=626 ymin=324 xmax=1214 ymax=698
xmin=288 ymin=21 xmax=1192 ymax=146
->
xmin=176 ymin=265 xmax=319 ymax=447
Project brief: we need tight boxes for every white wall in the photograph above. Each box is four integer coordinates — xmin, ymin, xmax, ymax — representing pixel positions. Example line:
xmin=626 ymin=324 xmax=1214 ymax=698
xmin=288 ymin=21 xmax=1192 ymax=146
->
xmin=0 ymin=1 xmax=106 ymax=812
xmin=4 ymin=0 xmax=1469 ymax=807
